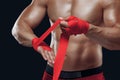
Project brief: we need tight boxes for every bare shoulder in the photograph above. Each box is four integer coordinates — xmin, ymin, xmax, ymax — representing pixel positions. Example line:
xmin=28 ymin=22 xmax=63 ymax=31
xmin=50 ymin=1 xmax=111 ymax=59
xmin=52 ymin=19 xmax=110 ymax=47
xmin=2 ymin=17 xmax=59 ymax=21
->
xmin=31 ymin=0 xmax=48 ymax=6
xmin=100 ymin=0 xmax=113 ymax=8
xmin=100 ymin=0 xmax=120 ymax=8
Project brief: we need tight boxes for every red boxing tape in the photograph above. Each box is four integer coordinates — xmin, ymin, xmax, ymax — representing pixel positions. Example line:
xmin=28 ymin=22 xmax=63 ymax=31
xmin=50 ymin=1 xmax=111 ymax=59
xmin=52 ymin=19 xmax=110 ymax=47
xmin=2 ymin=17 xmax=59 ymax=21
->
xmin=32 ymin=16 xmax=89 ymax=80
xmin=65 ymin=16 xmax=89 ymax=35
xmin=32 ymin=19 xmax=62 ymax=51
xmin=32 ymin=38 xmax=51 ymax=51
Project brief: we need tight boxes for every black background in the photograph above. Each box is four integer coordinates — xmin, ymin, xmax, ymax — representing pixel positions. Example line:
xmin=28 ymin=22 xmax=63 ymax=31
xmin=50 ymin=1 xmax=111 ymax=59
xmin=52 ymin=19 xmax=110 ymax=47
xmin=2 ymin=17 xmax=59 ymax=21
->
xmin=1 ymin=0 xmax=120 ymax=80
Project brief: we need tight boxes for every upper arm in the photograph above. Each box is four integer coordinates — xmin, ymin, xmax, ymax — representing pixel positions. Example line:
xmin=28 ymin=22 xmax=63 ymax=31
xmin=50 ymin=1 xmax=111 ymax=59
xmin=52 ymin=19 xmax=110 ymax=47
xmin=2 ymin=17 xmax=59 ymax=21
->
xmin=15 ymin=0 xmax=47 ymax=28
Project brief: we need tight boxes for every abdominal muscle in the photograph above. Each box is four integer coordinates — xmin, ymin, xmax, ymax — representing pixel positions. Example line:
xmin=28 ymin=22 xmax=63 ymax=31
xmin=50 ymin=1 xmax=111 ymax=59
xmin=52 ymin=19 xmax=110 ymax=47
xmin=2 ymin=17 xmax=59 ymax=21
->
xmin=48 ymin=25 xmax=103 ymax=71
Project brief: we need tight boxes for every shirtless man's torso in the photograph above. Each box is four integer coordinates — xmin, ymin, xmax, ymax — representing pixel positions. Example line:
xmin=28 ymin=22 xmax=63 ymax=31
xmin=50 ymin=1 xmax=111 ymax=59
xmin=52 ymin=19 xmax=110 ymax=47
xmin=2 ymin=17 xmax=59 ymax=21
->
xmin=11 ymin=0 xmax=120 ymax=79
xmin=47 ymin=0 xmax=117 ymax=71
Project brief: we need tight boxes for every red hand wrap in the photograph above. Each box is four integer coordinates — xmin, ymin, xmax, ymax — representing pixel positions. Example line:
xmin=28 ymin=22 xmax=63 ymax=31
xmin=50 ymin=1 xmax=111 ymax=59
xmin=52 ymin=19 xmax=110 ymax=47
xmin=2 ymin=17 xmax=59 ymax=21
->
xmin=31 ymin=16 xmax=89 ymax=80
xmin=32 ymin=38 xmax=51 ymax=51
xmin=32 ymin=19 xmax=62 ymax=52
xmin=65 ymin=16 xmax=89 ymax=35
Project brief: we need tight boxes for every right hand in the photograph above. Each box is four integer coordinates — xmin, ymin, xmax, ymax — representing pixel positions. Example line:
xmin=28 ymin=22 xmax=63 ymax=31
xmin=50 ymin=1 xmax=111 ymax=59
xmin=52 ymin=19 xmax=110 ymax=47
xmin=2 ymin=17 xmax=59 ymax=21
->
xmin=37 ymin=46 xmax=55 ymax=64
xmin=32 ymin=38 xmax=55 ymax=64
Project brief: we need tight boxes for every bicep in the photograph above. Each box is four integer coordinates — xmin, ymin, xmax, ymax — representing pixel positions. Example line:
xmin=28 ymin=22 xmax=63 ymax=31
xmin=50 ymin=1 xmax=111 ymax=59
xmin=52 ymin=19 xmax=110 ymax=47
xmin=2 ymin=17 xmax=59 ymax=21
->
xmin=16 ymin=0 xmax=47 ymax=28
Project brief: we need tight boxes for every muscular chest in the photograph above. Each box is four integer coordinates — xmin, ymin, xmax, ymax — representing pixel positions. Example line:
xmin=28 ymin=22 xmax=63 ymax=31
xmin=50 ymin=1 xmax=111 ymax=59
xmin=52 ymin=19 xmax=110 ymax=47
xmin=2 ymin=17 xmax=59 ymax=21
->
xmin=47 ymin=0 xmax=103 ymax=25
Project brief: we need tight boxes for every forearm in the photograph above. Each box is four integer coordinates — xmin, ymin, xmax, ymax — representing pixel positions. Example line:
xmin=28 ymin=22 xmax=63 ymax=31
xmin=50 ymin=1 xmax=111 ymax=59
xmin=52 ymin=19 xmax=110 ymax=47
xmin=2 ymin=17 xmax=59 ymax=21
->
xmin=12 ymin=21 xmax=37 ymax=47
xmin=86 ymin=24 xmax=120 ymax=50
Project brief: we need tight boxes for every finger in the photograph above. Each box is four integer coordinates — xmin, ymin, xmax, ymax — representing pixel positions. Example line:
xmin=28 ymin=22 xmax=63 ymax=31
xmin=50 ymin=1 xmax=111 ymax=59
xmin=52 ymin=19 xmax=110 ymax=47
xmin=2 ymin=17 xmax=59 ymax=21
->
xmin=49 ymin=51 xmax=55 ymax=63
xmin=47 ymin=51 xmax=54 ymax=63
xmin=51 ymin=50 xmax=56 ymax=59
xmin=58 ymin=17 xmax=64 ymax=20
xmin=47 ymin=51 xmax=53 ymax=63
xmin=60 ymin=27 xmax=67 ymax=33
xmin=60 ymin=21 xmax=68 ymax=28
xmin=45 ymin=50 xmax=52 ymax=63
xmin=59 ymin=16 xmax=69 ymax=21
xmin=38 ymin=46 xmax=47 ymax=60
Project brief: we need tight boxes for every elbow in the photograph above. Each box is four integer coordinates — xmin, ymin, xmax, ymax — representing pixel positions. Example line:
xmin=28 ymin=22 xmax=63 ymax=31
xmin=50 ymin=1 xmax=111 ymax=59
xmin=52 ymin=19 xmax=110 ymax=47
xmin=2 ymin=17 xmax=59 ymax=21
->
xmin=106 ymin=46 xmax=116 ymax=51
xmin=104 ymin=43 xmax=120 ymax=51
xmin=11 ymin=25 xmax=25 ymax=46
xmin=11 ymin=26 xmax=17 ymax=39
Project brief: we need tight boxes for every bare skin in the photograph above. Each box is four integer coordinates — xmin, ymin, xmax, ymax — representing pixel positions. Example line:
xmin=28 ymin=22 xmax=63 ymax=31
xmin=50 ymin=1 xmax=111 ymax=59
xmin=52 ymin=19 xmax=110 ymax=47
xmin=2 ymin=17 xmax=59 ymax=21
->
xmin=12 ymin=0 xmax=120 ymax=72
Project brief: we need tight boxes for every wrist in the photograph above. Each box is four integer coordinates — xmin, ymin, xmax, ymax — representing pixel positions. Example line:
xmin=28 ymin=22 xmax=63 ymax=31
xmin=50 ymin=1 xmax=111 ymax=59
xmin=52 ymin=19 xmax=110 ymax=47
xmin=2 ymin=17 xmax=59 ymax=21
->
xmin=85 ymin=24 xmax=99 ymax=37
xmin=32 ymin=37 xmax=39 ymax=51
xmin=32 ymin=37 xmax=52 ymax=51
xmin=78 ymin=20 xmax=89 ymax=34
xmin=86 ymin=24 xmax=95 ymax=33
xmin=68 ymin=17 xmax=90 ymax=34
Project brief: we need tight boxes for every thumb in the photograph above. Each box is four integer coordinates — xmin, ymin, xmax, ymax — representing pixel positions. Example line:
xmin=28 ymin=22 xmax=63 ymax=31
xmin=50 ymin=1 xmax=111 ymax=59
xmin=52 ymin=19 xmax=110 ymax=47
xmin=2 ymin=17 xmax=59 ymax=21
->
xmin=60 ymin=21 xmax=69 ymax=28
xmin=58 ymin=16 xmax=69 ymax=21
